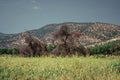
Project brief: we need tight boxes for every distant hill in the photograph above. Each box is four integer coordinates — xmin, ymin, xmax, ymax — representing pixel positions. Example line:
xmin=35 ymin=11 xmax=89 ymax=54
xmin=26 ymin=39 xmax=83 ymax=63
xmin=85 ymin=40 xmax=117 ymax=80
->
xmin=0 ymin=33 xmax=21 ymax=48
xmin=0 ymin=22 xmax=120 ymax=48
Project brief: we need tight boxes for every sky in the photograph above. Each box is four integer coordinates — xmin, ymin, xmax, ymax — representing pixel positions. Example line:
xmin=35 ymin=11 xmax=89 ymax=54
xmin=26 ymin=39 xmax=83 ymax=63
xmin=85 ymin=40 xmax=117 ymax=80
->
xmin=0 ymin=0 xmax=120 ymax=34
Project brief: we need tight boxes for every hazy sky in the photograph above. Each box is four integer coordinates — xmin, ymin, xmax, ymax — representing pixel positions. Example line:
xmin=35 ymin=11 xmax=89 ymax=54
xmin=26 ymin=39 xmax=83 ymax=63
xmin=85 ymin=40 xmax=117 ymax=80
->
xmin=0 ymin=0 xmax=120 ymax=34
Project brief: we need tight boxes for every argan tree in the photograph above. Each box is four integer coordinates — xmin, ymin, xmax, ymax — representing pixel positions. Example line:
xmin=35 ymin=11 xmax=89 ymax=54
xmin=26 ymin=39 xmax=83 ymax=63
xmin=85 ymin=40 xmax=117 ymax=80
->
xmin=22 ymin=33 xmax=47 ymax=56
xmin=52 ymin=25 xmax=89 ymax=56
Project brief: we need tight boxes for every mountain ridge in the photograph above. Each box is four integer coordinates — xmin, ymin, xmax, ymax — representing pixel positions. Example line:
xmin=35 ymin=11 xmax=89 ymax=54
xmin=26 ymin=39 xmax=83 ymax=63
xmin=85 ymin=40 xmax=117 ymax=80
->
xmin=0 ymin=22 xmax=120 ymax=48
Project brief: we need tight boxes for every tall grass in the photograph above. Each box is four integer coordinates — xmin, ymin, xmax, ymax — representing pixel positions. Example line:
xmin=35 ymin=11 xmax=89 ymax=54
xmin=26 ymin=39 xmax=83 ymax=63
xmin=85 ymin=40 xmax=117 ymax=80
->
xmin=0 ymin=56 xmax=120 ymax=80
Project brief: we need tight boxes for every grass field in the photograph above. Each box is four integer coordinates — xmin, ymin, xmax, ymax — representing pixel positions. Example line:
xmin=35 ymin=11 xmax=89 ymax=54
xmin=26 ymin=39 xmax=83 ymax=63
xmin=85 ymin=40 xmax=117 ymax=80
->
xmin=0 ymin=55 xmax=120 ymax=80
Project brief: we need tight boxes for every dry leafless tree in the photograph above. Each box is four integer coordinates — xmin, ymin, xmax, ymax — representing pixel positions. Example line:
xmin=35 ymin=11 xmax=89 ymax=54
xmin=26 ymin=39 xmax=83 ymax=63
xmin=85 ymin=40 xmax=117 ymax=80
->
xmin=52 ymin=25 xmax=89 ymax=56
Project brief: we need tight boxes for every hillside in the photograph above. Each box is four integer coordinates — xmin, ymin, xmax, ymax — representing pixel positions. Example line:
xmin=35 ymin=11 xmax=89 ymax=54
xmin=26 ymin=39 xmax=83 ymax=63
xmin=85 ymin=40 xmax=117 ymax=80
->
xmin=0 ymin=22 xmax=120 ymax=48
xmin=0 ymin=33 xmax=21 ymax=48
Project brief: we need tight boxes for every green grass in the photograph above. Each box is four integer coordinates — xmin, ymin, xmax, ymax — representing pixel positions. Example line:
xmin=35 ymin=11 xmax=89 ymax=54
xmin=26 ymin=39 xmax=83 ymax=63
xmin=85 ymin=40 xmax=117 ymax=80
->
xmin=0 ymin=55 xmax=120 ymax=80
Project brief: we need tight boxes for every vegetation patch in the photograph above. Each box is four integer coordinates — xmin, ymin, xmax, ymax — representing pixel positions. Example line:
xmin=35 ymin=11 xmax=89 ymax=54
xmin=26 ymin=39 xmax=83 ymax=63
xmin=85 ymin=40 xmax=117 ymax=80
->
xmin=0 ymin=56 xmax=120 ymax=80
xmin=89 ymin=40 xmax=120 ymax=55
xmin=0 ymin=48 xmax=19 ymax=55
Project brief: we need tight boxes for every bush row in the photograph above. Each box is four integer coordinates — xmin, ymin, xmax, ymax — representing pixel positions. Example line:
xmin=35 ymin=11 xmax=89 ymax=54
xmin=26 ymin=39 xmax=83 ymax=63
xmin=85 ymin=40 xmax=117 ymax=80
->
xmin=89 ymin=40 xmax=120 ymax=55
xmin=1 ymin=40 xmax=120 ymax=56
xmin=0 ymin=48 xmax=19 ymax=55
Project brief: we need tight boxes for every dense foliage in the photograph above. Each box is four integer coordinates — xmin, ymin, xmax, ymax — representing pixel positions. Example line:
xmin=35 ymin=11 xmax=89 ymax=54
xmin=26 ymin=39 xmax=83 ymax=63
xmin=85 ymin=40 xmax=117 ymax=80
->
xmin=0 ymin=48 xmax=19 ymax=55
xmin=89 ymin=40 xmax=120 ymax=55
xmin=47 ymin=45 xmax=56 ymax=52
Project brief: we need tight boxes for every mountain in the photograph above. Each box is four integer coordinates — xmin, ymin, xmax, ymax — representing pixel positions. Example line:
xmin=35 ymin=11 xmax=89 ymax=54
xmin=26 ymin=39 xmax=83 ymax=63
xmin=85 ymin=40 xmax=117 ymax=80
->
xmin=0 ymin=22 xmax=120 ymax=48
xmin=0 ymin=33 xmax=21 ymax=48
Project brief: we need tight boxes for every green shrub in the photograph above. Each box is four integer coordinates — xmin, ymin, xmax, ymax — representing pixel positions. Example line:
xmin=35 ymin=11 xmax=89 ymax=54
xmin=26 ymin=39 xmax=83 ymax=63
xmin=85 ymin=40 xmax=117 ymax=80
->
xmin=47 ymin=45 xmax=56 ymax=52
xmin=112 ymin=62 xmax=120 ymax=73
xmin=90 ymin=40 xmax=120 ymax=55
xmin=0 ymin=48 xmax=19 ymax=55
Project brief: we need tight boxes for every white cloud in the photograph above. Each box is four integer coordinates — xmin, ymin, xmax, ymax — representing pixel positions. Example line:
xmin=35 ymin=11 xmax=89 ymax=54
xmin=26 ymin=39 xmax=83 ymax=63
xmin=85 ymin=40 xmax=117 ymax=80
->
xmin=32 ymin=6 xmax=40 ymax=10
xmin=31 ymin=0 xmax=40 ymax=10
xmin=32 ymin=0 xmax=36 ymax=3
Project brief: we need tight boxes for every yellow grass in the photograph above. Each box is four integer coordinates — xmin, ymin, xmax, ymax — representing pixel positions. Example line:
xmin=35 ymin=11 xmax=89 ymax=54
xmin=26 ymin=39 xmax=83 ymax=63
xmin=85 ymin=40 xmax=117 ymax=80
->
xmin=0 ymin=55 xmax=120 ymax=80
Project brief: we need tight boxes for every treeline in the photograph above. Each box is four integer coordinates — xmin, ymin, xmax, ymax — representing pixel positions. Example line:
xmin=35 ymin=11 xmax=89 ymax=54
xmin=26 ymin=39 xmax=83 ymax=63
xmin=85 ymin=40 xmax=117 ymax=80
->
xmin=89 ymin=40 xmax=120 ymax=55
xmin=0 ymin=40 xmax=120 ymax=56
xmin=0 ymin=48 xmax=19 ymax=55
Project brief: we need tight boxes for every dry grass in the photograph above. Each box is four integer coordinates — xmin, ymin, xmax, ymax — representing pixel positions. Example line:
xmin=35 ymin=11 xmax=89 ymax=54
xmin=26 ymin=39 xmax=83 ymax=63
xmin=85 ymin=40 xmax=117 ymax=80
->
xmin=0 ymin=55 xmax=120 ymax=80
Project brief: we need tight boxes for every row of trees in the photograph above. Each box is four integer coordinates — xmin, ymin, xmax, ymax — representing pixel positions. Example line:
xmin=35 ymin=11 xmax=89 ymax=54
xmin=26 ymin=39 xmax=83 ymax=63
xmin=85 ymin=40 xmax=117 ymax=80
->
xmin=0 ymin=48 xmax=19 ymax=55
xmin=89 ymin=40 xmax=120 ymax=55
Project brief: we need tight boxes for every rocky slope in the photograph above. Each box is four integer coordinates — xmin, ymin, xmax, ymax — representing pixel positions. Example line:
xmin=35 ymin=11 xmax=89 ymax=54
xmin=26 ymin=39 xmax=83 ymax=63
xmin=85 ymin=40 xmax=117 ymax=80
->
xmin=0 ymin=22 xmax=120 ymax=48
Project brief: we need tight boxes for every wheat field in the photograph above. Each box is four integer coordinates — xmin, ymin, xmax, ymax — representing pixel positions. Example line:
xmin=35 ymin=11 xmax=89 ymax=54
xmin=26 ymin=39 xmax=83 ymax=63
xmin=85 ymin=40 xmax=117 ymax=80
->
xmin=0 ymin=55 xmax=120 ymax=80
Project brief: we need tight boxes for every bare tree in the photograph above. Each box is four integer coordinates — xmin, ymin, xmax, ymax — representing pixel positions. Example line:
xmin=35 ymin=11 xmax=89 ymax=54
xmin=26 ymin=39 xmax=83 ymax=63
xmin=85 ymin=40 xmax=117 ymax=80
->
xmin=52 ymin=25 xmax=89 ymax=56
xmin=19 ymin=33 xmax=47 ymax=56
